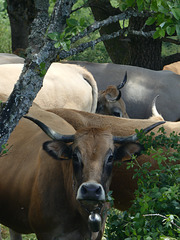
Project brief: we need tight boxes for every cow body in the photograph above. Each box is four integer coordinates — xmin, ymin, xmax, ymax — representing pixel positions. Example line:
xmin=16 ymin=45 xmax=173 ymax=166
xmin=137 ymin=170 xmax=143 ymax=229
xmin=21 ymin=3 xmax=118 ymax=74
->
xmin=1 ymin=103 xmax=179 ymax=239
xmin=163 ymin=61 xmax=180 ymax=75
xmin=0 ymin=103 xmax=172 ymax=239
xmin=0 ymin=105 xmax=106 ymax=240
xmin=47 ymin=108 xmax=180 ymax=210
xmin=0 ymin=53 xmax=24 ymax=64
xmin=0 ymin=63 xmax=98 ymax=113
xmin=64 ymin=61 xmax=180 ymax=121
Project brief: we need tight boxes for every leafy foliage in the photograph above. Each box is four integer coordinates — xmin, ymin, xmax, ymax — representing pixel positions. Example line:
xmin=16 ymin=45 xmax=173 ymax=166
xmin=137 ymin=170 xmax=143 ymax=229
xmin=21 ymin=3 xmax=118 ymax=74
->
xmin=48 ymin=17 xmax=89 ymax=51
xmin=0 ymin=0 xmax=11 ymax=53
xmin=110 ymin=0 xmax=180 ymax=39
xmin=104 ymin=128 xmax=180 ymax=239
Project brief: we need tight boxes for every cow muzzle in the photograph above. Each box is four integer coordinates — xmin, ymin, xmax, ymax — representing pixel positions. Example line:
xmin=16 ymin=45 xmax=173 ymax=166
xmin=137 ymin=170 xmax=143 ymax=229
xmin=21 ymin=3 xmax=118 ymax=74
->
xmin=76 ymin=182 xmax=105 ymax=210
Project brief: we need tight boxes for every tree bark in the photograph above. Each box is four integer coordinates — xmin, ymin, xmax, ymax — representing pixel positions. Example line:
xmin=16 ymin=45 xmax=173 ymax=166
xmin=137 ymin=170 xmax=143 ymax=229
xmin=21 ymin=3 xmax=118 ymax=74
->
xmin=6 ymin=0 xmax=38 ymax=55
xmin=88 ymin=0 xmax=130 ymax=64
xmin=0 ymin=0 xmax=77 ymax=150
xmin=128 ymin=16 xmax=162 ymax=70
xmin=89 ymin=0 xmax=163 ymax=70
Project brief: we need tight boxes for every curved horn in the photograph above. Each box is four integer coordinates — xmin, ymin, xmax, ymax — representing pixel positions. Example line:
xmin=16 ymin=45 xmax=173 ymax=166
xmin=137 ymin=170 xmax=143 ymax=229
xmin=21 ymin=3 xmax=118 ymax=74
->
xmin=117 ymin=71 xmax=127 ymax=90
xmin=152 ymin=95 xmax=160 ymax=116
xmin=24 ymin=116 xmax=74 ymax=142
xmin=106 ymin=71 xmax=127 ymax=103
xmin=113 ymin=121 xmax=165 ymax=143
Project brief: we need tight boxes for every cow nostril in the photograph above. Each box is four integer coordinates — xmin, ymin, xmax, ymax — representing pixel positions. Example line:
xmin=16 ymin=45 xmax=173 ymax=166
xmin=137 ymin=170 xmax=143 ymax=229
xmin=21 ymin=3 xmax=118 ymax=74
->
xmin=81 ymin=185 xmax=88 ymax=195
xmin=114 ymin=111 xmax=121 ymax=117
xmin=96 ymin=186 xmax=101 ymax=196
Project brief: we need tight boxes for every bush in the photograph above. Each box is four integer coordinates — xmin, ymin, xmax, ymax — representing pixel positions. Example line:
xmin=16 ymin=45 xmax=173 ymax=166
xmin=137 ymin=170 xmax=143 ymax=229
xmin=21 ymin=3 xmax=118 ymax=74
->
xmin=104 ymin=128 xmax=180 ymax=240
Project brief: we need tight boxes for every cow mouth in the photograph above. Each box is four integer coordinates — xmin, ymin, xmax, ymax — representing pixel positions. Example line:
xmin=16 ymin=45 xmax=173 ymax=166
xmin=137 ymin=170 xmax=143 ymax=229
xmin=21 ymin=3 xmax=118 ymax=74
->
xmin=79 ymin=199 xmax=104 ymax=212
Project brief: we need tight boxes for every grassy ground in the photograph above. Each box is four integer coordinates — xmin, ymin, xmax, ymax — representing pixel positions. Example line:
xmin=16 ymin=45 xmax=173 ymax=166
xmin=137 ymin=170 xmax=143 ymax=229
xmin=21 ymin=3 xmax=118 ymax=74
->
xmin=1 ymin=225 xmax=36 ymax=240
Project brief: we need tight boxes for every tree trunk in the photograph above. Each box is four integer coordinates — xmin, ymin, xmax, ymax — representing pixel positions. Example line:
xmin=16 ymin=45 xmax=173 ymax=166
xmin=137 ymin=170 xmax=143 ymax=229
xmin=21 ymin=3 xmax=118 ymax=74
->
xmin=89 ymin=1 xmax=163 ymax=70
xmin=6 ymin=0 xmax=37 ymax=55
xmin=128 ymin=16 xmax=162 ymax=70
xmin=88 ymin=0 xmax=130 ymax=64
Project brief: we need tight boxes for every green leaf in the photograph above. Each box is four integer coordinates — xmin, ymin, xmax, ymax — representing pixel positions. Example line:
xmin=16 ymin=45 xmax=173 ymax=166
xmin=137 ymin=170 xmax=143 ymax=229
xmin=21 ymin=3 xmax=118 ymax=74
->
xmin=39 ymin=62 xmax=46 ymax=77
xmin=67 ymin=18 xmax=79 ymax=27
xmin=176 ymin=24 xmax=180 ymax=36
xmin=126 ymin=0 xmax=135 ymax=8
xmin=79 ymin=18 xmax=87 ymax=27
xmin=171 ymin=8 xmax=180 ymax=20
xmin=137 ymin=0 xmax=144 ymax=11
xmin=166 ymin=25 xmax=176 ymax=35
xmin=146 ymin=16 xmax=156 ymax=26
xmin=54 ymin=42 xmax=61 ymax=48
xmin=150 ymin=0 xmax=158 ymax=11
xmin=158 ymin=28 xmax=165 ymax=37
xmin=60 ymin=40 xmax=71 ymax=51
xmin=48 ymin=32 xmax=60 ymax=41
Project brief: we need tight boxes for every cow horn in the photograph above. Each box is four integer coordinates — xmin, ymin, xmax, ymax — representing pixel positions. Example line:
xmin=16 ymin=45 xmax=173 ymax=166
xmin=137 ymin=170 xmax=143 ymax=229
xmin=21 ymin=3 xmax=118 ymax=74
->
xmin=152 ymin=95 xmax=160 ymax=116
xmin=117 ymin=71 xmax=127 ymax=90
xmin=24 ymin=116 xmax=75 ymax=142
xmin=113 ymin=121 xmax=165 ymax=143
xmin=107 ymin=71 xmax=127 ymax=103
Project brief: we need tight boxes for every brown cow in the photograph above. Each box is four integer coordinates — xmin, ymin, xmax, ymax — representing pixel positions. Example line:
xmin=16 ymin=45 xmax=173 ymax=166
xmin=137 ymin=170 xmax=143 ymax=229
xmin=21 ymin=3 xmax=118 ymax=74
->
xmin=96 ymin=72 xmax=129 ymax=118
xmin=0 ymin=104 xmax=165 ymax=240
xmin=163 ymin=61 xmax=180 ymax=75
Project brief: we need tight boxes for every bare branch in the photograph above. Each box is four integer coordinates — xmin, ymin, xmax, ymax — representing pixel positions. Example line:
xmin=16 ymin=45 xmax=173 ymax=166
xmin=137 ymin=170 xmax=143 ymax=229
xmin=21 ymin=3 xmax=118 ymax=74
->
xmin=71 ymin=9 xmax=151 ymax=44
xmin=162 ymin=37 xmax=180 ymax=45
xmin=59 ymin=28 xmax=128 ymax=59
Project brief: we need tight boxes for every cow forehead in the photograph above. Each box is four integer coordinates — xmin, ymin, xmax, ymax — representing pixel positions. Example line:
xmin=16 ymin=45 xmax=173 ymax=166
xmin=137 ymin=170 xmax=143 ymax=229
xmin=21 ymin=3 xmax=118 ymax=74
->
xmin=73 ymin=128 xmax=114 ymax=154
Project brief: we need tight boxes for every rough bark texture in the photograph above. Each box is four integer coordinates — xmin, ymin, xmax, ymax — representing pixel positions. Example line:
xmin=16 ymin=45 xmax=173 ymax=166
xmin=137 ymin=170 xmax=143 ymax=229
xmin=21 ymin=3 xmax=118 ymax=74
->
xmin=128 ymin=16 xmax=162 ymax=70
xmin=7 ymin=0 xmax=37 ymax=55
xmin=88 ymin=0 xmax=163 ymax=70
xmin=88 ymin=0 xmax=130 ymax=64
xmin=0 ymin=0 xmax=77 ymax=149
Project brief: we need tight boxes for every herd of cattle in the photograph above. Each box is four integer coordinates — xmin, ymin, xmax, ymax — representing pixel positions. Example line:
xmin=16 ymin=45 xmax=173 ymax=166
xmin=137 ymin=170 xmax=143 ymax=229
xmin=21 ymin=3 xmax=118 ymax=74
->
xmin=0 ymin=53 xmax=180 ymax=240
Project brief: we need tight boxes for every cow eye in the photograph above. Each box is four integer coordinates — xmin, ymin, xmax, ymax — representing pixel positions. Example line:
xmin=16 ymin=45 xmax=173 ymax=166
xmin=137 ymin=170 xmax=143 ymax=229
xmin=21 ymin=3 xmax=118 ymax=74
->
xmin=106 ymin=154 xmax=114 ymax=165
xmin=73 ymin=153 xmax=80 ymax=164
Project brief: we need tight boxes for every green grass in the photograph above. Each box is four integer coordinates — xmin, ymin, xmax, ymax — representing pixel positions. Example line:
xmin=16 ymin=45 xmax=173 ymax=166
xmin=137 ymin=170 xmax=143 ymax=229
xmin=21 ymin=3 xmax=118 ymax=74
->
xmin=1 ymin=225 xmax=37 ymax=240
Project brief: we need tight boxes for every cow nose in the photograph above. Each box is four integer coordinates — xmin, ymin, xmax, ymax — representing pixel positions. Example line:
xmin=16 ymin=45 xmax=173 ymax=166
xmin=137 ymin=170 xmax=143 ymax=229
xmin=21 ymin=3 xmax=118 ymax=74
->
xmin=112 ymin=107 xmax=122 ymax=117
xmin=77 ymin=182 xmax=105 ymax=202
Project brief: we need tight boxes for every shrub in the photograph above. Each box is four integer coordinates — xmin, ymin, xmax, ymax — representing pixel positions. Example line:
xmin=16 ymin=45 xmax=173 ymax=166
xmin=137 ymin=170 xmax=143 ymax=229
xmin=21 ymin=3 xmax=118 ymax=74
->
xmin=104 ymin=127 xmax=180 ymax=240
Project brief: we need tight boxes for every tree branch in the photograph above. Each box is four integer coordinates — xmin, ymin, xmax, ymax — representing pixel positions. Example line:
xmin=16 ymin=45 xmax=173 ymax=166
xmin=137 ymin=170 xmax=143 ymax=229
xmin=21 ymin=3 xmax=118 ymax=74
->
xmin=162 ymin=37 xmax=180 ymax=45
xmin=59 ymin=28 xmax=128 ymax=59
xmin=71 ymin=9 xmax=151 ymax=45
xmin=0 ymin=0 xmax=77 ymax=149
xmin=143 ymin=213 xmax=180 ymax=230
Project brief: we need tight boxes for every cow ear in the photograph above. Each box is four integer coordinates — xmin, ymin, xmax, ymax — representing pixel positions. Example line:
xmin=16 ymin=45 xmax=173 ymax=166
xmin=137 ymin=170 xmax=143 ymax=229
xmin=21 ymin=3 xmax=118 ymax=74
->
xmin=114 ymin=142 xmax=143 ymax=162
xmin=43 ymin=141 xmax=72 ymax=161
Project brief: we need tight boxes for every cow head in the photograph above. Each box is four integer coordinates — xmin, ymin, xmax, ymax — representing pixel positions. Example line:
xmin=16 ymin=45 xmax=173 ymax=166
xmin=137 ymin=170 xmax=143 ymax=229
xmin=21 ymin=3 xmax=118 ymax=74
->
xmin=96 ymin=72 xmax=129 ymax=118
xmin=24 ymin=116 xmax=164 ymax=231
